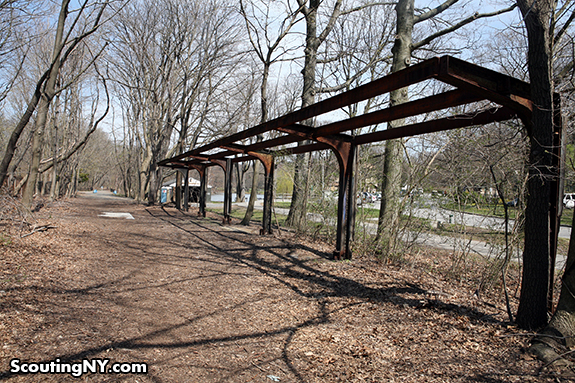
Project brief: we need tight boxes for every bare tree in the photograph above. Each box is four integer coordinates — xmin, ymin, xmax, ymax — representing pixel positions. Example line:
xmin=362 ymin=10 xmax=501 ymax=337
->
xmin=239 ymin=0 xmax=301 ymax=224
xmin=375 ymin=0 xmax=517 ymax=256
xmin=0 ymin=0 xmax=43 ymax=104
xmin=0 ymin=0 xmax=113 ymax=206
xmin=110 ymin=0 xmax=242 ymax=204
xmin=514 ymin=0 xmax=575 ymax=367
xmin=38 ymin=69 xmax=110 ymax=198
xmin=286 ymin=0 xmax=349 ymax=228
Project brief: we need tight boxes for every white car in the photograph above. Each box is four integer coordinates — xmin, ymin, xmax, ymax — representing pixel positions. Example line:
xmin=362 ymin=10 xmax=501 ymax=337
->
xmin=357 ymin=192 xmax=376 ymax=205
xmin=564 ymin=193 xmax=575 ymax=209
xmin=361 ymin=192 xmax=377 ymax=204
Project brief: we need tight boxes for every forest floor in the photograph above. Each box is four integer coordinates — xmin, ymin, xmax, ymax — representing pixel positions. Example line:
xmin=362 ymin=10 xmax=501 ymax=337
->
xmin=0 ymin=191 xmax=571 ymax=382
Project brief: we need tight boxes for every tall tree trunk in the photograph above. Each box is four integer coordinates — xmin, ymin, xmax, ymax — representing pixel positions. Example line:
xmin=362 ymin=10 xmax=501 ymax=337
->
xmin=148 ymin=162 xmax=159 ymax=205
xmin=139 ymin=149 xmax=152 ymax=203
xmin=67 ymin=166 xmax=78 ymax=198
xmin=50 ymin=108 xmax=59 ymax=201
xmin=22 ymin=0 xmax=70 ymax=208
xmin=515 ymin=0 xmax=554 ymax=331
xmin=286 ymin=153 xmax=309 ymax=228
xmin=286 ymin=1 xmax=320 ymax=229
xmin=242 ymin=60 xmax=270 ymax=224
xmin=23 ymin=99 xmax=51 ymax=206
xmin=235 ymin=163 xmax=246 ymax=203
xmin=234 ymin=162 xmax=246 ymax=202
xmin=175 ymin=171 xmax=182 ymax=208
xmin=375 ymin=0 xmax=414 ymax=255
xmin=530 ymin=210 xmax=575 ymax=369
xmin=0 ymin=73 xmax=49 ymax=188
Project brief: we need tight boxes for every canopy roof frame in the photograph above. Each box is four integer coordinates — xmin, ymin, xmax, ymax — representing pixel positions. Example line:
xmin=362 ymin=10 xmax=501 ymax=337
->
xmin=158 ymin=55 xmax=562 ymax=273
xmin=160 ymin=55 xmax=533 ymax=170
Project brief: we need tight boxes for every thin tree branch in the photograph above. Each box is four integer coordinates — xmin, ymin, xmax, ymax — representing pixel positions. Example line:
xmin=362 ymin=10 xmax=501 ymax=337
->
xmin=554 ymin=9 xmax=575 ymax=46
xmin=414 ymin=0 xmax=459 ymax=24
xmin=318 ymin=0 xmax=343 ymax=44
xmin=339 ymin=2 xmax=396 ymax=16
xmin=412 ymin=5 xmax=517 ymax=51
xmin=41 ymin=67 xmax=110 ymax=173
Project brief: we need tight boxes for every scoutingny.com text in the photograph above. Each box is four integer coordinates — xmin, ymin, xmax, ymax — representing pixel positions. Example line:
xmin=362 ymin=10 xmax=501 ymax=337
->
xmin=9 ymin=358 xmax=148 ymax=378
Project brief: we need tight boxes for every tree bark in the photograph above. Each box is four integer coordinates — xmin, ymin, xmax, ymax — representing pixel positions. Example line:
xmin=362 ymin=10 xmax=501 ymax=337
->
xmin=0 ymin=70 xmax=49 ymax=188
xmin=287 ymin=0 xmax=330 ymax=229
xmin=49 ymin=111 xmax=58 ymax=201
xmin=286 ymin=152 xmax=308 ymax=228
xmin=515 ymin=0 xmax=554 ymax=331
xmin=22 ymin=0 xmax=70 ymax=208
xmin=376 ymin=0 xmax=413 ymax=255
xmin=235 ymin=162 xmax=247 ymax=203
xmin=23 ymin=98 xmax=54 ymax=206
xmin=519 ymin=0 xmax=575 ymax=370
xmin=530 ymin=210 xmax=575 ymax=370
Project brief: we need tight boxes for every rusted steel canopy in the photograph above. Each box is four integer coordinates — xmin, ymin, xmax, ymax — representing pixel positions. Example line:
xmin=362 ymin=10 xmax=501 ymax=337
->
xmin=159 ymin=55 xmax=532 ymax=170
xmin=158 ymin=55 xmax=554 ymax=261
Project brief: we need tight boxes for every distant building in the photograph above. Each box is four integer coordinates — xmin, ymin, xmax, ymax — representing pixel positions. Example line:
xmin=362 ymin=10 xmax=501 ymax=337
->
xmin=161 ymin=177 xmax=211 ymax=203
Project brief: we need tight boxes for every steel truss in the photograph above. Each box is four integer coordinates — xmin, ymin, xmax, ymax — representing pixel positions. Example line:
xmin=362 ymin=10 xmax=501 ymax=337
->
xmin=159 ymin=55 xmax=563 ymax=269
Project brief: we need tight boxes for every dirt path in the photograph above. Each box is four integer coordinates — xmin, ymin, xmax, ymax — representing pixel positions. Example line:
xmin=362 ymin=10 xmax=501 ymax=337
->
xmin=0 ymin=192 xmax=562 ymax=382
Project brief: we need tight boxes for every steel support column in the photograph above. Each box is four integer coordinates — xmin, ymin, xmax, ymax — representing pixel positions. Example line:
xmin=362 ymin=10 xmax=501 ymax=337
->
xmin=175 ymin=170 xmax=182 ymax=210
xmin=199 ymin=166 xmax=208 ymax=217
xmin=183 ymin=168 xmax=189 ymax=212
xmin=211 ymin=159 xmax=233 ymax=224
xmin=221 ymin=145 xmax=275 ymax=235
xmin=189 ymin=164 xmax=208 ymax=217
xmin=224 ymin=158 xmax=233 ymax=224
xmin=248 ymin=152 xmax=274 ymax=235
xmin=324 ymin=140 xmax=356 ymax=260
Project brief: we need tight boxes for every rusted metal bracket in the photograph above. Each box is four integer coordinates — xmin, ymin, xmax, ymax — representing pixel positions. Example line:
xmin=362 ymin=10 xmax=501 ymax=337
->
xmin=319 ymin=137 xmax=356 ymax=260
xmin=247 ymin=151 xmax=275 ymax=235
xmin=221 ymin=146 xmax=275 ymax=234
xmin=277 ymin=124 xmax=354 ymax=143
xmin=210 ymin=159 xmax=233 ymax=224
xmin=437 ymin=55 xmax=532 ymax=129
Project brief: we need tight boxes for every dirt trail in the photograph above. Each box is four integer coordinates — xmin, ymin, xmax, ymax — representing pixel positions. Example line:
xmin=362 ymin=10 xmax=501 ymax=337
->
xmin=0 ymin=192 xmax=559 ymax=382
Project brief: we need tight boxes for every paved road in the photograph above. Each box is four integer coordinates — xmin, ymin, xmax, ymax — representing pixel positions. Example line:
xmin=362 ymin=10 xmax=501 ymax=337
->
xmin=357 ymin=200 xmax=572 ymax=240
xmin=214 ymin=198 xmax=568 ymax=269
xmin=408 ymin=205 xmax=572 ymax=240
xmin=218 ymin=198 xmax=571 ymax=239
xmin=79 ymin=189 xmax=137 ymax=203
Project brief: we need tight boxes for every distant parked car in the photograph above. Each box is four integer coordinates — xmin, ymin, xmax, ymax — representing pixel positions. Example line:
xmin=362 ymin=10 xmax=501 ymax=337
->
xmin=564 ymin=193 xmax=575 ymax=209
xmin=361 ymin=192 xmax=377 ymax=204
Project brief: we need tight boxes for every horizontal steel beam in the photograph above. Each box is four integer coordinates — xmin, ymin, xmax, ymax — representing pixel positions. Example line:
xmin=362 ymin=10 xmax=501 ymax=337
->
xmin=161 ymin=56 xmax=535 ymax=171
xmin=437 ymin=56 xmax=532 ymax=121
xmin=353 ymin=107 xmax=517 ymax=145
xmin=316 ymin=89 xmax=483 ymax=137
xmin=168 ymin=58 xmax=442 ymax=161
xmin=278 ymin=142 xmax=331 ymax=155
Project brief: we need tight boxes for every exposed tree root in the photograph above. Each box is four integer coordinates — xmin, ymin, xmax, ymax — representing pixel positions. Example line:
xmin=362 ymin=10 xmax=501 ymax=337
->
xmin=530 ymin=332 xmax=575 ymax=378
